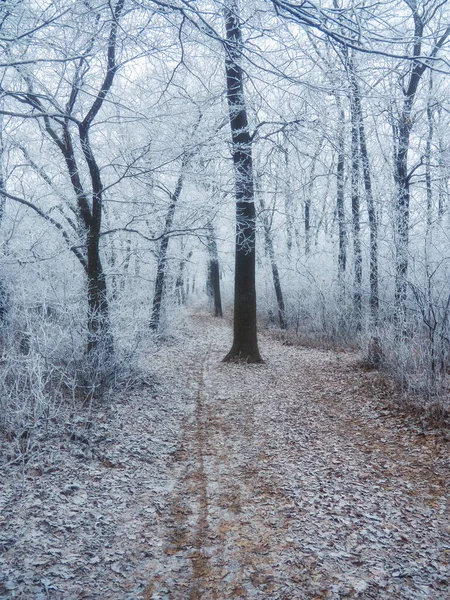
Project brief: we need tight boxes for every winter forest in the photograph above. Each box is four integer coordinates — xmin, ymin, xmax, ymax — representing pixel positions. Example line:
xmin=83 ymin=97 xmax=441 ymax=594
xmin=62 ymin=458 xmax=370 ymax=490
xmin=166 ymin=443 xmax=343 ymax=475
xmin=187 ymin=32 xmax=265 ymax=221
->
xmin=1 ymin=0 xmax=450 ymax=598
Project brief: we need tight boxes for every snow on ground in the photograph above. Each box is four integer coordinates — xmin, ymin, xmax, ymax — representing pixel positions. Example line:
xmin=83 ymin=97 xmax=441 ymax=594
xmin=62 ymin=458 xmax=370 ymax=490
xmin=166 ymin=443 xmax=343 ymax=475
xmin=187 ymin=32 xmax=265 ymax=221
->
xmin=0 ymin=319 xmax=202 ymax=599
xmin=1 ymin=311 xmax=450 ymax=599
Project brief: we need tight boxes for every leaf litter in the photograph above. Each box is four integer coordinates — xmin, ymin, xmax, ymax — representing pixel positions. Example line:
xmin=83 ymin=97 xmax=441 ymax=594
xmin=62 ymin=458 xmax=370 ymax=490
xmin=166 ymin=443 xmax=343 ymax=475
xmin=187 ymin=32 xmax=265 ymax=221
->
xmin=1 ymin=311 xmax=450 ymax=598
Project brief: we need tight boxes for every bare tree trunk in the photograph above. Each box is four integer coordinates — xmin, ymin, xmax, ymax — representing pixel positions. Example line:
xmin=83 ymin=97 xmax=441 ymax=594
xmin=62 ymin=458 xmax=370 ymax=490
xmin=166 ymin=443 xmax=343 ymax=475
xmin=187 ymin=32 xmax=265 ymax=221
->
xmin=223 ymin=0 xmax=262 ymax=363
xmin=393 ymin=124 xmax=413 ymax=326
xmin=86 ymin=257 xmax=112 ymax=356
xmin=355 ymin=91 xmax=378 ymax=329
xmin=9 ymin=0 xmax=126 ymax=359
xmin=149 ymin=111 xmax=203 ymax=331
xmin=0 ymin=115 xmax=4 ymax=228
xmin=347 ymin=58 xmax=380 ymax=362
xmin=392 ymin=11 xmax=450 ymax=332
xmin=150 ymin=171 xmax=184 ymax=331
xmin=207 ymin=222 xmax=223 ymax=317
xmin=347 ymin=55 xmax=362 ymax=330
xmin=79 ymin=121 xmax=114 ymax=358
xmin=258 ymin=194 xmax=287 ymax=329
xmin=305 ymin=140 xmax=323 ymax=258
xmin=283 ymin=138 xmax=294 ymax=254
xmin=175 ymin=249 xmax=192 ymax=306
xmin=425 ymin=73 xmax=434 ymax=228
xmin=120 ymin=238 xmax=132 ymax=292
xmin=437 ymin=119 xmax=447 ymax=217
xmin=335 ymin=96 xmax=347 ymax=281
xmin=304 ymin=161 xmax=313 ymax=258
xmin=0 ymin=113 xmax=7 ymax=323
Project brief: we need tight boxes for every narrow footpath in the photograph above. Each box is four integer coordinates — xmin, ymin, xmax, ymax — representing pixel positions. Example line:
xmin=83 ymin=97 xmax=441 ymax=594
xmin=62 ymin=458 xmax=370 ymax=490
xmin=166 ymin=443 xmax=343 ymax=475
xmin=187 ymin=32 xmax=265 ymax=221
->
xmin=143 ymin=314 xmax=450 ymax=599
xmin=1 ymin=311 xmax=449 ymax=599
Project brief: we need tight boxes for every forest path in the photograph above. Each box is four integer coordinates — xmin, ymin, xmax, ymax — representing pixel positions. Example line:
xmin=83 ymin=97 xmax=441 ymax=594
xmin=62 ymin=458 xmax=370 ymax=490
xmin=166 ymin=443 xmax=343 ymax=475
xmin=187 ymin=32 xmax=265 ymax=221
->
xmin=145 ymin=312 xmax=450 ymax=600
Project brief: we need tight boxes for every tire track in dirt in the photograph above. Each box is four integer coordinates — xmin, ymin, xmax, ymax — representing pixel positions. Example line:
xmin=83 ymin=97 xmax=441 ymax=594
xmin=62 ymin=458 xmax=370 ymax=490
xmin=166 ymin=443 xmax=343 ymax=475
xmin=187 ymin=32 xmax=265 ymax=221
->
xmin=144 ymin=335 xmax=220 ymax=599
xmin=190 ymin=344 xmax=212 ymax=599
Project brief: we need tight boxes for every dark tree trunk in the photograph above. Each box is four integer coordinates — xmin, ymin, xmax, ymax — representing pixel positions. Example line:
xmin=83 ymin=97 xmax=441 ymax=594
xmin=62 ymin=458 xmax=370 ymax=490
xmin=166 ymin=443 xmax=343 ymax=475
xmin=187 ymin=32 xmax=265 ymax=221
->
xmin=175 ymin=249 xmax=192 ymax=306
xmin=438 ymin=118 xmax=447 ymax=218
xmin=304 ymin=175 xmax=312 ymax=258
xmin=305 ymin=140 xmax=323 ymax=258
xmin=391 ymin=11 xmax=450 ymax=331
xmin=394 ymin=107 xmax=415 ymax=328
xmin=425 ymin=74 xmax=434 ymax=228
xmin=120 ymin=238 xmax=132 ymax=292
xmin=223 ymin=1 xmax=262 ymax=363
xmin=150 ymin=171 xmax=184 ymax=331
xmin=437 ymin=105 xmax=447 ymax=217
xmin=335 ymin=96 xmax=347 ymax=280
xmin=283 ymin=139 xmax=294 ymax=254
xmin=149 ymin=113 xmax=203 ymax=331
xmin=79 ymin=124 xmax=113 ymax=358
xmin=353 ymin=81 xmax=378 ymax=328
xmin=348 ymin=57 xmax=362 ymax=330
xmin=58 ymin=124 xmax=113 ymax=358
xmin=207 ymin=223 xmax=223 ymax=317
xmin=74 ymin=0 xmax=125 ymax=358
xmin=259 ymin=195 xmax=287 ymax=329
xmin=0 ymin=118 xmax=4 ymax=228
xmin=347 ymin=57 xmax=380 ymax=363
xmin=86 ymin=256 xmax=112 ymax=356
xmin=108 ymin=249 xmax=118 ymax=301
xmin=394 ymin=98 xmax=417 ymax=326
xmin=0 ymin=120 xmax=7 ymax=323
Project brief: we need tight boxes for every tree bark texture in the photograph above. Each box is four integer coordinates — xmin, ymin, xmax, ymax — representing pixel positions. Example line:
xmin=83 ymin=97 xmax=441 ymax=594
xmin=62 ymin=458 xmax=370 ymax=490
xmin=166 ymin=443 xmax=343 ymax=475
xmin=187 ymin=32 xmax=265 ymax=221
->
xmin=175 ymin=249 xmax=192 ymax=306
xmin=335 ymin=97 xmax=347 ymax=281
xmin=304 ymin=161 xmax=313 ymax=258
xmin=392 ymin=11 xmax=450 ymax=331
xmin=9 ymin=0 xmax=126 ymax=358
xmin=283 ymin=139 xmax=294 ymax=254
xmin=207 ymin=223 xmax=223 ymax=317
xmin=150 ymin=170 xmax=185 ymax=331
xmin=259 ymin=195 xmax=287 ymax=329
xmin=348 ymin=56 xmax=362 ymax=330
xmin=79 ymin=123 xmax=114 ymax=357
xmin=437 ymin=108 xmax=447 ymax=217
xmin=352 ymin=75 xmax=379 ymax=328
xmin=223 ymin=0 xmax=262 ymax=363
xmin=347 ymin=56 xmax=380 ymax=362
xmin=0 ymin=116 xmax=7 ymax=323
xmin=425 ymin=74 xmax=434 ymax=228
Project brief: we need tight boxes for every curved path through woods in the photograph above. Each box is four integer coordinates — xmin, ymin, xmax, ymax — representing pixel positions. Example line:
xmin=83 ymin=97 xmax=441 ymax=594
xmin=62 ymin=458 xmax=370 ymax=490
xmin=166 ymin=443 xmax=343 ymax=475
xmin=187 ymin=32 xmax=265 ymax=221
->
xmin=144 ymin=313 xmax=450 ymax=599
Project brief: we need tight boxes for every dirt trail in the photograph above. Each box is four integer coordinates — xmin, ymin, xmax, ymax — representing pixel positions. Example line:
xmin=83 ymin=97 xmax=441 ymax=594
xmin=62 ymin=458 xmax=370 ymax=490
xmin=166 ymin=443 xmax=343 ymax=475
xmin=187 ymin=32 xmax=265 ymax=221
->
xmin=144 ymin=314 xmax=450 ymax=599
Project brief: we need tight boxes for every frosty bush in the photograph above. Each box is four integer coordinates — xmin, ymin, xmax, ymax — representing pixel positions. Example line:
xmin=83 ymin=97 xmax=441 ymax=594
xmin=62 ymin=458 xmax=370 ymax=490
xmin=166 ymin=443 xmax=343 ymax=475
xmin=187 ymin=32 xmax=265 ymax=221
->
xmin=0 ymin=294 xmax=143 ymax=438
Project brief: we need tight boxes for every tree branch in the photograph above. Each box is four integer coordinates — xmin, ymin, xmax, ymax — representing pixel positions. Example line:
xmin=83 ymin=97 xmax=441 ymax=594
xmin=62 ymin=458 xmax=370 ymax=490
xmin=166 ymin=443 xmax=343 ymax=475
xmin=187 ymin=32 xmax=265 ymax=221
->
xmin=0 ymin=188 xmax=87 ymax=268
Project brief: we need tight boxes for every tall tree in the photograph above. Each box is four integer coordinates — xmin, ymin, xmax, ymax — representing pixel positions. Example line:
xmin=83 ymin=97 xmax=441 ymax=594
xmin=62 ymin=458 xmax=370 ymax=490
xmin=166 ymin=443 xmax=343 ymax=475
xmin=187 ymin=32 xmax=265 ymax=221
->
xmin=350 ymin=68 xmax=379 ymax=330
xmin=335 ymin=95 xmax=347 ymax=282
xmin=223 ymin=0 xmax=262 ymax=362
xmin=1 ymin=0 xmax=126 ymax=358
xmin=149 ymin=162 xmax=187 ymax=331
xmin=304 ymin=141 xmax=322 ymax=258
xmin=392 ymin=2 xmax=450 ymax=330
xmin=257 ymin=188 xmax=287 ymax=329
xmin=347 ymin=53 xmax=362 ymax=330
xmin=206 ymin=221 xmax=223 ymax=318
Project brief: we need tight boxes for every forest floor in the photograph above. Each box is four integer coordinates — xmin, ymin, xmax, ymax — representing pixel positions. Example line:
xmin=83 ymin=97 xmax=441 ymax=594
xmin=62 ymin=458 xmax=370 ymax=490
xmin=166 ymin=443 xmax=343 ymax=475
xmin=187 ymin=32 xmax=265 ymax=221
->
xmin=1 ymin=311 xmax=450 ymax=599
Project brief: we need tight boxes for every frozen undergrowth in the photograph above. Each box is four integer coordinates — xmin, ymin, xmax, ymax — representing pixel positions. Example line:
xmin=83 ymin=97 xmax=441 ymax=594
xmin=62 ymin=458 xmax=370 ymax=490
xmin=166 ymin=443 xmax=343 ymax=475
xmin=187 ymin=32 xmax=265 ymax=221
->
xmin=0 ymin=317 xmax=201 ymax=600
xmin=1 ymin=311 xmax=450 ymax=599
